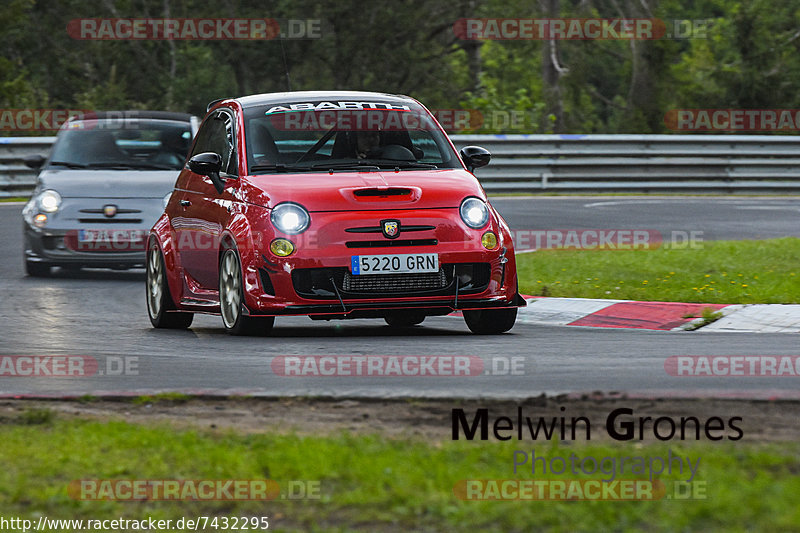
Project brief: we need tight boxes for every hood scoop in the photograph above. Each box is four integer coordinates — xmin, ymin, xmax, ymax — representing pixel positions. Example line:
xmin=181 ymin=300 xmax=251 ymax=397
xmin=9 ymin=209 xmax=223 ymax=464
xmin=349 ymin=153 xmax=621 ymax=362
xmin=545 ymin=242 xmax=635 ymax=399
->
xmin=351 ymin=187 xmax=420 ymax=202
xmin=354 ymin=187 xmax=411 ymax=197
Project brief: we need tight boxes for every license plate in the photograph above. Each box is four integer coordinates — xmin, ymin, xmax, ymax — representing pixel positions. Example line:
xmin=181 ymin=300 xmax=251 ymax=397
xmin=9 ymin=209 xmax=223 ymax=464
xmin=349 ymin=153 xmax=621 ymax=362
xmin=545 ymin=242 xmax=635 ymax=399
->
xmin=351 ymin=253 xmax=439 ymax=275
xmin=78 ymin=229 xmax=145 ymax=243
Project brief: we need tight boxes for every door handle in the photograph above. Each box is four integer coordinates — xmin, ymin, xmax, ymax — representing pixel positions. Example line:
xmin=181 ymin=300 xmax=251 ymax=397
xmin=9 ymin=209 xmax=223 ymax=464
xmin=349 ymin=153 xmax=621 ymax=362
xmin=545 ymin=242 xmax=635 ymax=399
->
xmin=180 ymin=200 xmax=191 ymax=207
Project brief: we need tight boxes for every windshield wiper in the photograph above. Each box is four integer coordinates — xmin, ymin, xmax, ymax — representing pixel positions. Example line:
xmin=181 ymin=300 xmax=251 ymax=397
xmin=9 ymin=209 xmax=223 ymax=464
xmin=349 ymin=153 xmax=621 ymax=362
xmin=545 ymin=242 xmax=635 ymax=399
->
xmin=115 ymin=162 xmax=180 ymax=170
xmin=83 ymin=162 xmax=142 ymax=169
xmin=48 ymin=161 xmax=87 ymax=169
xmin=369 ymin=160 xmax=438 ymax=169
xmin=310 ymin=161 xmax=381 ymax=171
xmin=249 ymin=163 xmax=316 ymax=173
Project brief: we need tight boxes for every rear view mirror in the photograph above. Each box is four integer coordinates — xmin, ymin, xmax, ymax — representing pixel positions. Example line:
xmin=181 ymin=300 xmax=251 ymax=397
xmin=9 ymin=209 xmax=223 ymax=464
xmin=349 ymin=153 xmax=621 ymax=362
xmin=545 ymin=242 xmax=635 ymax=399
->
xmin=459 ymin=146 xmax=491 ymax=173
xmin=24 ymin=154 xmax=46 ymax=170
xmin=188 ymin=152 xmax=225 ymax=194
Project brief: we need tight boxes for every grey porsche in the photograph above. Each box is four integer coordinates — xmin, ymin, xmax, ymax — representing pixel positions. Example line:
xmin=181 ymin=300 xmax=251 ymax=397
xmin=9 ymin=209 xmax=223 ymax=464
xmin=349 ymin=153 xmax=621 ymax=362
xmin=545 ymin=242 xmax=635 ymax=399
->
xmin=22 ymin=111 xmax=199 ymax=276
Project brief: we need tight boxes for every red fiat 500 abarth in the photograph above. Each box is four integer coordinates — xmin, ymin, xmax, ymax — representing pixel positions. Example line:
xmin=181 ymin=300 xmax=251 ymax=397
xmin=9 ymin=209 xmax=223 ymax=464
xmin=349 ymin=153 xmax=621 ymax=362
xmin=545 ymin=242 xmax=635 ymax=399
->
xmin=146 ymin=91 xmax=526 ymax=335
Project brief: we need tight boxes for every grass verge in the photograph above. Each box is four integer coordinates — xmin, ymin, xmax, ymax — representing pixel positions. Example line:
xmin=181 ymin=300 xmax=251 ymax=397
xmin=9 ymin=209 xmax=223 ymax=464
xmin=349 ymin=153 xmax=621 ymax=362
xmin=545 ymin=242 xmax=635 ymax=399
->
xmin=0 ymin=196 xmax=28 ymax=202
xmin=516 ymin=237 xmax=800 ymax=304
xmin=0 ymin=413 xmax=798 ymax=532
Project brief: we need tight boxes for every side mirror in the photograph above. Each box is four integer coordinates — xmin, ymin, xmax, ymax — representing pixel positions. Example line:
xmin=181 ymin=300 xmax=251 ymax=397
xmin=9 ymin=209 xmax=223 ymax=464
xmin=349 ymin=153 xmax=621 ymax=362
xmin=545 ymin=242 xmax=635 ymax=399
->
xmin=24 ymin=154 xmax=46 ymax=170
xmin=459 ymin=146 xmax=491 ymax=173
xmin=188 ymin=152 xmax=225 ymax=194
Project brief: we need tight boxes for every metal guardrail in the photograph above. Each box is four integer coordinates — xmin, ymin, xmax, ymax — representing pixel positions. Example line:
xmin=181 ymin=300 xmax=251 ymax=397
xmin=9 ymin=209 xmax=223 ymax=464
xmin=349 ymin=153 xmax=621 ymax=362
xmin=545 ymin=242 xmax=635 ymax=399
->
xmin=0 ymin=137 xmax=55 ymax=197
xmin=451 ymin=134 xmax=800 ymax=193
xmin=3 ymin=134 xmax=800 ymax=196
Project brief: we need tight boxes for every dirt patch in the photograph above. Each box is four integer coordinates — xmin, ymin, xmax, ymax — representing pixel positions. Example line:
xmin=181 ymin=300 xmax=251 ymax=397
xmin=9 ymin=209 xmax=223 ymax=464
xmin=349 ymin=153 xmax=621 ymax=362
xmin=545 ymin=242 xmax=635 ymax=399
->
xmin=0 ymin=395 xmax=797 ymax=443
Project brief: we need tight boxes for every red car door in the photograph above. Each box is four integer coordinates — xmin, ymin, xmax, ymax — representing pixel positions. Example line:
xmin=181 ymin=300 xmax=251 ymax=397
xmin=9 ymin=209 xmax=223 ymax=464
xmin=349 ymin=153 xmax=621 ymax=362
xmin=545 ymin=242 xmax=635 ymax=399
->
xmin=174 ymin=110 xmax=238 ymax=291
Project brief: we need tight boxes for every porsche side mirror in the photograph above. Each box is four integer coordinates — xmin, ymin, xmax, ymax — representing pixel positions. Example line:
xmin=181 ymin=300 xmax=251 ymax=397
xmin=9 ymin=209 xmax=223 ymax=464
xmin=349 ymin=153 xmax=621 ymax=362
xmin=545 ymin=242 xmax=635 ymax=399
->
xmin=188 ymin=152 xmax=225 ymax=194
xmin=459 ymin=146 xmax=491 ymax=173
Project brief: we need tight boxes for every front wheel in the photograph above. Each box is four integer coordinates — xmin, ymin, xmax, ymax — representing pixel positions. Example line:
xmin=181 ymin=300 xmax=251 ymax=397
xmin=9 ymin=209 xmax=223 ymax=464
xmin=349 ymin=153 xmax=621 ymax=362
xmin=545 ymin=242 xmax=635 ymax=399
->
xmin=463 ymin=307 xmax=517 ymax=335
xmin=219 ymin=248 xmax=274 ymax=336
xmin=146 ymin=241 xmax=193 ymax=329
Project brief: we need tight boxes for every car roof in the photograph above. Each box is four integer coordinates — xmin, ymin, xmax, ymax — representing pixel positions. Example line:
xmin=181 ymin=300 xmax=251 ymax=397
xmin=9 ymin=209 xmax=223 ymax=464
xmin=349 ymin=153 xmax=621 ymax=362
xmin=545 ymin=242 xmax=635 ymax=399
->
xmin=68 ymin=110 xmax=195 ymax=122
xmin=232 ymin=91 xmax=420 ymax=109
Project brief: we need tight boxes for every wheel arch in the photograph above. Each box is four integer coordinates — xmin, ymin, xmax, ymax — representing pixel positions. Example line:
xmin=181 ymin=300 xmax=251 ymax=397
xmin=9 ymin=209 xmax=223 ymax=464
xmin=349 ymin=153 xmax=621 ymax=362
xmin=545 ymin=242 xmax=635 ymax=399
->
xmin=148 ymin=214 xmax=184 ymax=307
xmin=218 ymin=213 xmax=266 ymax=310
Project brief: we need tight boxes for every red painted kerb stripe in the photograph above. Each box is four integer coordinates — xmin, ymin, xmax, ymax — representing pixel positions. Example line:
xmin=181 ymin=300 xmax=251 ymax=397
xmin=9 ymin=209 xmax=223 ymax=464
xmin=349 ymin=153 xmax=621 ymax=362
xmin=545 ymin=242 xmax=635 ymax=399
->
xmin=568 ymin=301 xmax=728 ymax=330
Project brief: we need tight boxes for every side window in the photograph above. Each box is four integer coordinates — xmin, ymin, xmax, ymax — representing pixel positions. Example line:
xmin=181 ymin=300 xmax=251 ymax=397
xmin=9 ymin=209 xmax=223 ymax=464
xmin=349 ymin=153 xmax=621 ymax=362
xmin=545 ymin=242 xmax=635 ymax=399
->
xmin=190 ymin=112 xmax=238 ymax=176
xmin=189 ymin=118 xmax=215 ymax=158
xmin=223 ymin=115 xmax=237 ymax=175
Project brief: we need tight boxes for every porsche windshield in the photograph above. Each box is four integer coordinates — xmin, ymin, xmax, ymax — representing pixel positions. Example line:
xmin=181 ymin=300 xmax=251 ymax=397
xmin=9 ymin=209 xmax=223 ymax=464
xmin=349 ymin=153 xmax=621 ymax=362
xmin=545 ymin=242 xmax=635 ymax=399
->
xmin=244 ymin=102 xmax=460 ymax=173
xmin=48 ymin=119 xmax=193 ymax=171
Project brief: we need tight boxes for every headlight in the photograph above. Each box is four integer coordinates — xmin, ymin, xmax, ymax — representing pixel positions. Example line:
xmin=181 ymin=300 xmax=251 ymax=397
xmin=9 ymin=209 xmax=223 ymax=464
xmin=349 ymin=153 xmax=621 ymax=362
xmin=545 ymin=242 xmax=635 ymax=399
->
xmin=37 ymin=190 xmax=62 ymax=213
xmin=162 ymin=192 xmax=172 ymax=209
xmin=459 ymin=197 xmax=489 ymax=229
xmin=271 ymin=203 xmax=310 ymax=234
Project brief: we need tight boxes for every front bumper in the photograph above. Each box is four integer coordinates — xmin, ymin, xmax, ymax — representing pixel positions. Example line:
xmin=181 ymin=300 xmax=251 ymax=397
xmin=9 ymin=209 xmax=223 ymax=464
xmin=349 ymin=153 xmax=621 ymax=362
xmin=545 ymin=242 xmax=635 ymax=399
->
xmin=24 ymin=224 xmax=146 ymax=268
xmin=260 ymin=295 xmax=527 ymax=319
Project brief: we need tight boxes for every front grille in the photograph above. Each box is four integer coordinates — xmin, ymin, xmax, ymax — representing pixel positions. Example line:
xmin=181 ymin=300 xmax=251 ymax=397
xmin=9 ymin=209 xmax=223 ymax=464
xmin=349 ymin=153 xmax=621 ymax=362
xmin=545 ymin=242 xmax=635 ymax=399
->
xmin=78 ymin=218 xmax=143 ymax=224
xmin=79 ymin=208 xmax=141 ymax=215
xmin=342 ymin=269 xmax=447 ymax=293
xmin=345 ymin=224 xmax=434 ymax=234
xmin=291 ymin=263 xmax=491 ymax=299
xmin=345 ymin=239 xmax=437 ymax=248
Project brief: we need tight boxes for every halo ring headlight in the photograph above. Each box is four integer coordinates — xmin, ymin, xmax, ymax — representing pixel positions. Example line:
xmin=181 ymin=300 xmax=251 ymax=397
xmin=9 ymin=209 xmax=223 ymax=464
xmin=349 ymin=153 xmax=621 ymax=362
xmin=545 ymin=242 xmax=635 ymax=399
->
xmin=459 ymin=197 xmax=489 ymax=229
xmin=271 ymin=202 xmax=310 ymax=235
xmin=37 ymin=190 xmax=62 ymax=213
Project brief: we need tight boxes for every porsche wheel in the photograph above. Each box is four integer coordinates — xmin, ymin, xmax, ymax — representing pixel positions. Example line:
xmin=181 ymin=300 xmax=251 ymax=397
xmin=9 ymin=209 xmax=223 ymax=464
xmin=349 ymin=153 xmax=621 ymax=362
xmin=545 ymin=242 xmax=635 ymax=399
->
xmin=219 ymin=247 xmax=274 ymax=336
xmin=146 ymin=241 xmax=193 ymax=329
xmin=463 ymin=307 xmax=517 ymax=335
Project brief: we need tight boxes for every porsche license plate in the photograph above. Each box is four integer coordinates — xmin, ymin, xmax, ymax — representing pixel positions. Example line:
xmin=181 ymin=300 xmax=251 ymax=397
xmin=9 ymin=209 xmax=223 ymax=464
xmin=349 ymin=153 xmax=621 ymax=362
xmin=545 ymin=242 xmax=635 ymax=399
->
xmin=351 ymin=253 xmax=438 ymax=275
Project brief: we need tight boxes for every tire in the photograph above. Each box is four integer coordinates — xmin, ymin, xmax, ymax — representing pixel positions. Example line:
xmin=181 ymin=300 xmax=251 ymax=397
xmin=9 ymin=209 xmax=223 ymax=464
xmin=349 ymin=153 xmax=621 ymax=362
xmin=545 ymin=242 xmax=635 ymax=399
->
xmin=219 ymin=247 xmax=274 ymax=336
xmin=146 ymin=241 xmax=193 ymax=329
xmin=463 ymin=307 xmax=517 ymax=335
xmin=25 ymin=260 xmax=51 ymax=277
xmin=384 ymin=312 xmax=425 ymax=327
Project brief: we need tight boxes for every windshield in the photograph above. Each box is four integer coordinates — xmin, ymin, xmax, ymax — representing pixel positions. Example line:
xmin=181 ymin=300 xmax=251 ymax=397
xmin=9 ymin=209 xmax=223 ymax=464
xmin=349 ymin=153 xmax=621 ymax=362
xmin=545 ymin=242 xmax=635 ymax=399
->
xmin=243 ymin=101 xmax=461 ymax=173
xmin=47 ymin=119 xmax=193 ymax=171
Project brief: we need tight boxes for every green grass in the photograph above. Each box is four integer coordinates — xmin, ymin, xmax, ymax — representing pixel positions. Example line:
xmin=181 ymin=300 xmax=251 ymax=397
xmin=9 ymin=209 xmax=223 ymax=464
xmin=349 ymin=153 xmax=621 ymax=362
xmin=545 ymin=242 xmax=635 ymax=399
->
xmin=517 ymin=237 xmax=800 ymax=303
xmin=0 ymin=196 xmax=28 ymax=202
xmin=487 ymin=193 xmax=800 ymax=198
xmin=0 ymin=417 xmax=798 ymax=532
xmin=132 ymin=392 xmax=192 ymax=405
